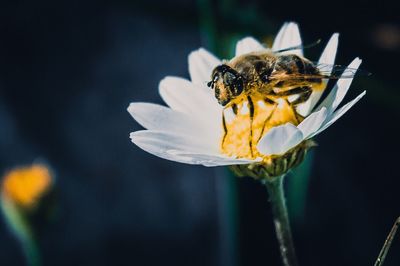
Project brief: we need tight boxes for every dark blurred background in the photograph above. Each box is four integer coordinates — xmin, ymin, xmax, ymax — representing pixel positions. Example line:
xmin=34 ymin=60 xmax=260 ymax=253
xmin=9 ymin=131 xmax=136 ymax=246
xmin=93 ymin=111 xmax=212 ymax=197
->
xmin=0 ymin=0 xmax=399 ymax=265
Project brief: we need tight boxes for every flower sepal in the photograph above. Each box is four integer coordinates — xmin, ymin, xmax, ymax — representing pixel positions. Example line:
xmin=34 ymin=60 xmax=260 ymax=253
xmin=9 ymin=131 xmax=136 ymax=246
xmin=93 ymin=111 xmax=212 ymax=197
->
xmin=229 ymin=139 xmax=316 ymax=181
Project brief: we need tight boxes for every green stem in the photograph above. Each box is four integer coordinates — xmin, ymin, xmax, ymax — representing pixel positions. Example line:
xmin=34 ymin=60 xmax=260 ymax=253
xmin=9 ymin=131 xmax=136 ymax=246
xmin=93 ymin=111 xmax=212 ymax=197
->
xmin=264 ymin=175 xmax=298 ymax=266
xmin=1 ymin=198 xmax=41 ymax=266
xmin=21 ymin=235 xmax=41 ymax=266
xmin=374 ymin=217 xmax=400 ymax=266
xmin=216 ymin=169 xmax=239 ymax=266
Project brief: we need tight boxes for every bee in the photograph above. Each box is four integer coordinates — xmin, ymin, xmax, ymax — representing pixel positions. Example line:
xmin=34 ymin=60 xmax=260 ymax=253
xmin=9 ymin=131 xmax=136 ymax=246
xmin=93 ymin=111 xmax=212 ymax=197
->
xmin=207 ymin=47 xmax=368 ymax=155
xmin=207 ymin=50 xmax=362 ymax=108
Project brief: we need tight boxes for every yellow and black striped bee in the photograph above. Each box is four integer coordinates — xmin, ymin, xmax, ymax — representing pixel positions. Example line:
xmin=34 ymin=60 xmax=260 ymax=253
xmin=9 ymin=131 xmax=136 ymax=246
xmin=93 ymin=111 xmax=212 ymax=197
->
xmin=207 ymin=50 xmax=362 ymax=108
xmin=207 ymin=45 xmax=369 ymax=158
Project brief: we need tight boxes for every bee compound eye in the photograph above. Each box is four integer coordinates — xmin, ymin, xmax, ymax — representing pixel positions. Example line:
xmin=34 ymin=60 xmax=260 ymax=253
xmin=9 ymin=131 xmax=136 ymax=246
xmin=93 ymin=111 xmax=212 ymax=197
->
xmin=223 ymin=71 xmax=236 ymax=85
xmin=260 ymin=69 xmax=273 ymax=83
xmin=261 ymin=75 xmax=269 ymax=83
xmin=222 ymin=71 xmax=243 ymax=97
xmin=232 ymin=78 xmax=243 ymax=96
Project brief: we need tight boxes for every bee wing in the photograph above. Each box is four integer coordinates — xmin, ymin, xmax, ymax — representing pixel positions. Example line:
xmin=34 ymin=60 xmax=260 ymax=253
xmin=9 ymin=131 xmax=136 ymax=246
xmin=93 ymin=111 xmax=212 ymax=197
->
xmin=315 ymin=63 xmax=371 ymax=79
xmin=270 ymin=63 xmax=370 ymax=81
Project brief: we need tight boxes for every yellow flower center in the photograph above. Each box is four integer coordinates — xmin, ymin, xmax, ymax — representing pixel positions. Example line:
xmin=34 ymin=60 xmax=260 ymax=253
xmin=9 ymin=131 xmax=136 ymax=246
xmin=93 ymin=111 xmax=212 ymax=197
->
xmin=221 ymin=94 xmax=301 ymax=161
xmin=2 ymin=164 xmax=52 ymax=210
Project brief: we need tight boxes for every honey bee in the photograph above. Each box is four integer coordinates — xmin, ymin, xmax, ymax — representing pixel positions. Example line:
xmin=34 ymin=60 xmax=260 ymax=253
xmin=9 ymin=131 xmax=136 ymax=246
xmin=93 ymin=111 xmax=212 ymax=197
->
xmin=207 ymin=50 xmax=362 ymax=108
xmin=208 ymin=48 xmax=367 ymax=155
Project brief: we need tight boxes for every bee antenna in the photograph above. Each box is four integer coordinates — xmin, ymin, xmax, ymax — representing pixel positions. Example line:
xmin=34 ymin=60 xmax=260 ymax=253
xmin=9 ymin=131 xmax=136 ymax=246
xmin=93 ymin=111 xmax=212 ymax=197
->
xmin=274 ymin=39 xmax=322 ymax=53
xmin=304 ymin=39 xmax=322 ymax=49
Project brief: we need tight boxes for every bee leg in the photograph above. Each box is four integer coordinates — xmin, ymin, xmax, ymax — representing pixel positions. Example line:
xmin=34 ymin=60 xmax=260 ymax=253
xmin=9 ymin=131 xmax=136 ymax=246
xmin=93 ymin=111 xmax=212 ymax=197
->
xmin=222 ymin=110 xmax=228 ymax=147
xmin=247 ymin=96 xmax=254 ymax=157
xmin=274 ymin=86 xmax=310 ymax=97
xmin=231 ymin=103 xmax=238 ymax=115
xmin=274 ymin=86 xmax=312 ymax=106
xmin=290 ymin=87 xmax=312 ymax=106
xmin=264 ymin=96 xmax=276 ymax=105
xmin=257 ymin=103 xmax=278 ymax=142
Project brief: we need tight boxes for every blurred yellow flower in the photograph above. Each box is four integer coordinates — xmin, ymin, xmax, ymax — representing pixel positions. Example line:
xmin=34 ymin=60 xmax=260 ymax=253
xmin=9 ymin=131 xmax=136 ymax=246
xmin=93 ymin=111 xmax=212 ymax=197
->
xmin=1 ymin=164 xmax=52 ymax=210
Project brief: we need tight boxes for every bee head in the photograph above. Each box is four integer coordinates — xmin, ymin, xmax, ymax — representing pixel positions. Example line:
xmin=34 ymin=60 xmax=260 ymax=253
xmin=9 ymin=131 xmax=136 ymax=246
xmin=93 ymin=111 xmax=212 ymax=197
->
xmin=207 ymin=64 xmax=244 ymax=106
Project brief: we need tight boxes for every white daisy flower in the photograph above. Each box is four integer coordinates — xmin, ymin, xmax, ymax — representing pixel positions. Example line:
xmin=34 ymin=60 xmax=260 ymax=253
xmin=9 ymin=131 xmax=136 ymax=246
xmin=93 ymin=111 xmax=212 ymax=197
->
xmin=128 ymin=22 xmax=365 ymax=177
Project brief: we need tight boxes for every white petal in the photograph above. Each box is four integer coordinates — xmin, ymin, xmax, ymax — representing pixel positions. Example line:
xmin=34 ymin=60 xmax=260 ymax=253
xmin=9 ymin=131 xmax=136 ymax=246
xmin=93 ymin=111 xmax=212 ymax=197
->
xmin=272 ymin=22 xmax=303 ymax=56
xmin=272 ymin=22 xmax=289 ymax=50
xmin=188 ymin=48 xmax=221 ymax=87
xmin=167 ymin=150 xmax=260 ymax=167
xmin=131 ymin=130 xmax=217 ymax=156
xmin=316 ymin=57 xmax=362 ymax=113
xmin=235 ymin=37 xmax=265 ymax=56
xmin=133 ymin=142 xmax=201 ymax=165
xmin=297 ymin=107 xmax=328 ymax=139
xmin=257 ymin=123 xmax=304 ymax=156
xmin=318 ymin=33 xmax=339 ymax=65
xmin=130 ymin=130 xmax=257 ymax=167
xmin=159 ymin=76 xmax=221 ymax=120
xmin=127 ymin=102 xmax=209 ymax=139
xmin=296 ymin=33 xmax=339 ymax=116
xmin=310 ymin=91 xmax=366 ymax=138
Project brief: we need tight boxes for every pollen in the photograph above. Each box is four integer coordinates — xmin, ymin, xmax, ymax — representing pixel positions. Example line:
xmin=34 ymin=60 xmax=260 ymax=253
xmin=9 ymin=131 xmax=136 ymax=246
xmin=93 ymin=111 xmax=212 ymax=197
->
xmin=1 ymin=164 xmax=53 ymax=210
xmin=221 ymin=95 xmax=301 ymax=161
